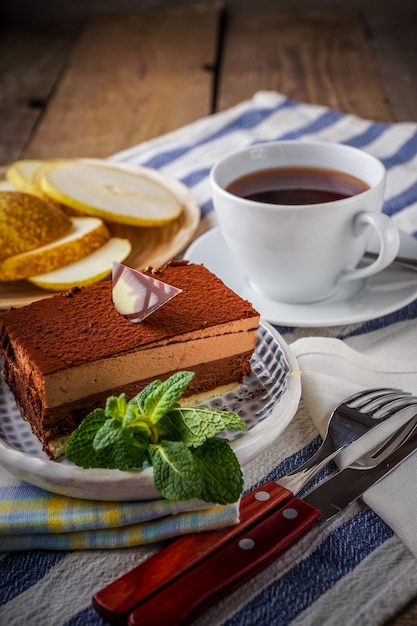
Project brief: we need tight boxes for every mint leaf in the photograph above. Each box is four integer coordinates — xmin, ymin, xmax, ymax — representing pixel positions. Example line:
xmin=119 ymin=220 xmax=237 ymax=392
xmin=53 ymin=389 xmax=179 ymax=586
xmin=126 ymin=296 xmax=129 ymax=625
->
xmin=93 ymin=419 xmax=123 ymax=450
xmin=132 ymin=379 xmax=162 ymax=413
xmin=191 ymin=438 xmax=244 ymax=504
xmin=93 ymin=421 xmax=147 ymax=469
xmin=65 ymin=408 xmax=108 ymax=467
xmin=150 ymin=438 xmax=243 ymax=504
xmin=149 ymin=440 xmax=204 ymax=500
xmin=66 ymin=409 xmax=147 ymax=469
xmin=158 ymin=407 xmax=247 ymax=446
xmin=142 ymin=371 xmax=194 ymax=423
xmin=104 ymin=394 xmax=127 ymax=422
xmin=122 ymin=404 xmax=144 ymax=428
xmin=95 ymin=413 xmax=150 ymax=447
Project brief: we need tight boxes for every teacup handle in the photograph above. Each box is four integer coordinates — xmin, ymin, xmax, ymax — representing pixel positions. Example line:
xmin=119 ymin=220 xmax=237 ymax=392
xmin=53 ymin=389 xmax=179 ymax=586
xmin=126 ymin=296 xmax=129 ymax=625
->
xmin=338 ymin=212 xmax=400 ymax=285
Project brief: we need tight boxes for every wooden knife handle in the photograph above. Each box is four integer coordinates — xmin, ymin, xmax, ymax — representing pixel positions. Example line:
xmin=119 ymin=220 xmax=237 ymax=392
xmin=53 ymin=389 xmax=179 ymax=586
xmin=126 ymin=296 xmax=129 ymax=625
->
xmin=93 ymin=481 xmax=293 ymax=624
xmin=127 ymin=496 xmax=320 ymax=626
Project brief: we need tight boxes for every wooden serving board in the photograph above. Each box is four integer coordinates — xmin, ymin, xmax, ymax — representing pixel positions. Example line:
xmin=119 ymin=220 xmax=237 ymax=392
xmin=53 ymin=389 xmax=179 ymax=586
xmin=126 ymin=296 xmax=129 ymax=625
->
xmin=0 ymin=161 xmax=200 ymax=309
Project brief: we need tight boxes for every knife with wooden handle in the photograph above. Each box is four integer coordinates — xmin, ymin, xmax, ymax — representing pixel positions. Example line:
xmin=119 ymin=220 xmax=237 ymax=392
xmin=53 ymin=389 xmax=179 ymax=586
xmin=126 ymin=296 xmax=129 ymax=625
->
xmin=93 ymin=421 xmax=417 ymax=625
xmin=92 ymin=479 xmax=310 ymax=624
xmin=123 ymin=428 xmax=417 ymax=626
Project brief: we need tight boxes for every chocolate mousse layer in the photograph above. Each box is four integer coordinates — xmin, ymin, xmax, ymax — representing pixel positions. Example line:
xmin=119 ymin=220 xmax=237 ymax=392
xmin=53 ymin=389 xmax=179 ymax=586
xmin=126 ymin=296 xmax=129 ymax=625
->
xmin=1 ymin=260 xmax=260 ymax=458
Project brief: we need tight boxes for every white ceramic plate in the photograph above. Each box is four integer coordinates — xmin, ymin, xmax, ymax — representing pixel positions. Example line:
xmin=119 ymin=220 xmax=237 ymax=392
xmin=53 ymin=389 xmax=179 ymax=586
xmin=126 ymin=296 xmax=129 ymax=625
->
xmin=0 ymin=321 xmax=300 ymax=501
xmin=186 ymin=227 xmax=417 ymax=327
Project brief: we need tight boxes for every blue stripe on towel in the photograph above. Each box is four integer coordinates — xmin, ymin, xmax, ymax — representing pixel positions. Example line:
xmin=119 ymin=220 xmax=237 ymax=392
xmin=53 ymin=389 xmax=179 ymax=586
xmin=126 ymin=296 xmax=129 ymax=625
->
xmin=276 ymin=109 xmax=344 ymax=140
xmin=384 ymin=180 xmax=417 ymax=216
xmin=198 ymin=99 xmax=296 ymax=144
xmin=180 ymin=167 xmax=211 ymax=188
xmin=339 ymin=299 xmax=417 ymax=341
xmin=224 ymin=508 xmax=393 ymax=626
xmin=200 ymin=198 xmax=213 ymax=216
xmin=0 ymin=482 xmax=51 ymax=500
xmin=380 ymin=129 xmax=417 ymax=170
xmin=143 ymin=100 xmax=295 ymax=169
xmin=0 ymin=551 xmax=67 ymax=605
xmin=343 ymin=122 xmax=389 ymax=148
xmin=266 ymin=438 xmax=323 ymax=481
xmin=64 ymin=606 xmax=106 ymax=626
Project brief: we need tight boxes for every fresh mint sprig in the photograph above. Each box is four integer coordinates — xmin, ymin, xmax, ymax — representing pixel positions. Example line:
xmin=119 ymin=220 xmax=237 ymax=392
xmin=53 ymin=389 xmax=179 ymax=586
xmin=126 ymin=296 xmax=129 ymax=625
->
xmin=65 ymin=371 xmax=247 ymax=504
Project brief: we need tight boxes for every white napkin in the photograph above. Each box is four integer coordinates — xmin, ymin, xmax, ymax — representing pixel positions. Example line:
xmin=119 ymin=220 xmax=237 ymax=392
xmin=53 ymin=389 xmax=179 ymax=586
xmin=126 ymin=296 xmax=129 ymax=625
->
xmin=291 ymin=318 xmax=417 ymax=557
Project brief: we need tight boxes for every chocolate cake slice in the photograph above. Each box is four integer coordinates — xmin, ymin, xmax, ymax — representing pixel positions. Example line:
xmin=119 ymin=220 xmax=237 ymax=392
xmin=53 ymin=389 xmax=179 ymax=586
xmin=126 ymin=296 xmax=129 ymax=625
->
xmin=0 ymin=260 xmax=260 ymax=459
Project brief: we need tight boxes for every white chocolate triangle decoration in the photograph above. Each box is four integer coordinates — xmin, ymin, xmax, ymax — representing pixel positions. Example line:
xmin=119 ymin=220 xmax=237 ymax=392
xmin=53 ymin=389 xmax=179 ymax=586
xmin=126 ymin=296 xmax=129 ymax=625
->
xmin=112 ymin=262 xmax=182 ymax=322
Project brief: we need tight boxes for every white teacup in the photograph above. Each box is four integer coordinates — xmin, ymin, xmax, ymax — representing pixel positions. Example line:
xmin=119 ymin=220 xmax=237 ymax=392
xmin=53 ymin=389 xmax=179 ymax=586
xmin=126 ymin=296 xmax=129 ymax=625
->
xmin=210 ymin=140 xmax=400 ymax=304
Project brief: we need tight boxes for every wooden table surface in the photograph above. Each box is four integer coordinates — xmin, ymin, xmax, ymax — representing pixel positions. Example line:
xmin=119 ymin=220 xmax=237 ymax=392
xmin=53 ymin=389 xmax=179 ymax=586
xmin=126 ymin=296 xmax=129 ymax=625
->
xmin=1 ymin=2 xmax=417 ymax=623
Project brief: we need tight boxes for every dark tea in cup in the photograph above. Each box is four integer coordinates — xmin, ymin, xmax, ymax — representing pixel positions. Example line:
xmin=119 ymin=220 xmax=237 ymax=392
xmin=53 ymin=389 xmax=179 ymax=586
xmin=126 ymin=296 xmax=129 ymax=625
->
xmin=226 ymin=166 xmax=370 ymax=205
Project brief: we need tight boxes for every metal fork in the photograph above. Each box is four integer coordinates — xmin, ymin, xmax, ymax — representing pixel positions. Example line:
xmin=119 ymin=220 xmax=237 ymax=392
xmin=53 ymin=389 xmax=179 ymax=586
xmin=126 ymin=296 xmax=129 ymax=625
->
xmin=352 ymin=411 xmax=417 ymax=469
xmin=289 ymin=387 xmax=417 ymax=488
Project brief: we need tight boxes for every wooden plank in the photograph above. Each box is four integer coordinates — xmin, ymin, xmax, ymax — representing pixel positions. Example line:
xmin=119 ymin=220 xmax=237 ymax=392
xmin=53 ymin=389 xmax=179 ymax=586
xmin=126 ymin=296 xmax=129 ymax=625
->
xmin=216 ymin=9 xmax=394 ymax=122
xmin=22 ymin=5 xmax=219 ymax=160
xmin=0 ymin=24 xmax=80 ymax=165
xmin=387 ymin=600 xmax=417 ymax=625
xmin=365 ymin=6 xmax=417 ymax=122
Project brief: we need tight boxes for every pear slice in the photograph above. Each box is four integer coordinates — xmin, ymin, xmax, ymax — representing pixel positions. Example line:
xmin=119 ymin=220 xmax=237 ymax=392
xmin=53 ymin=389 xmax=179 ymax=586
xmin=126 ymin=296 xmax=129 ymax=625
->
xmin=0 ymin=216 xmax=110 ymax=281
xmin=28 ymin=238 xmax=132 ymax=290
xmin=6 ymin=159 xmax=82 ymax=215
xmin=38 ymin=160 xmax=183 ymax=226
xmin=5 ymin=160 xmax=46 ymax=195
xmin=31 ymin=160 xmax=84 ymax=215
xmin=0 ymin=191 xmax=72 ymax=262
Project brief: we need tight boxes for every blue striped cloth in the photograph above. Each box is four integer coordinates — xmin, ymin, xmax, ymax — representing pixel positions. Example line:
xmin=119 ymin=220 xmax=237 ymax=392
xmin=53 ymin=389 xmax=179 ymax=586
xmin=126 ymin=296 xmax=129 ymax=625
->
xmin=2 ymin=91 xmax=417 ymax=626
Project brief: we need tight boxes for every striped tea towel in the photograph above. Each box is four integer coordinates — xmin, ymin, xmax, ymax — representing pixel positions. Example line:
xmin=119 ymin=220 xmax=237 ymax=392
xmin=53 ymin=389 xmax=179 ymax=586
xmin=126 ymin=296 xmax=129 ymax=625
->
xmin=2 ymin=90 xmax=417 ymax=626
xmin=0 ymin=477 xmax=239 ymax=550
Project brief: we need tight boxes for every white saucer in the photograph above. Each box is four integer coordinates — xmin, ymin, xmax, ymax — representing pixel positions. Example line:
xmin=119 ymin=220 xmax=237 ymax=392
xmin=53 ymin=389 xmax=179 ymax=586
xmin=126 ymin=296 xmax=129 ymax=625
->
xmin=185 ymin=227 xmax=417 ymax=327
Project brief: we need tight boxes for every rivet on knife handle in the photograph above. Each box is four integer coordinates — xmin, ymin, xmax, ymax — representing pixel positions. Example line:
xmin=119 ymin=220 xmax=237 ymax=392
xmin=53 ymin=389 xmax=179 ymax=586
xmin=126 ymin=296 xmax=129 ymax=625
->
xmin=127 ymin=497 xmax=320 ymax=626
xmin=92 ymin=481 xmax=293 ymax=624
